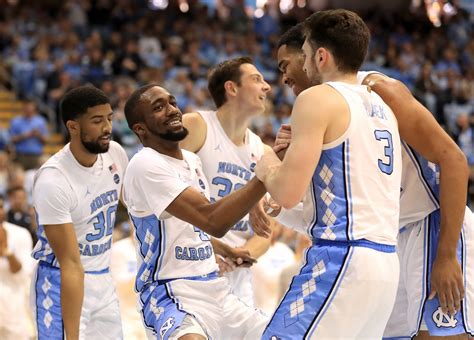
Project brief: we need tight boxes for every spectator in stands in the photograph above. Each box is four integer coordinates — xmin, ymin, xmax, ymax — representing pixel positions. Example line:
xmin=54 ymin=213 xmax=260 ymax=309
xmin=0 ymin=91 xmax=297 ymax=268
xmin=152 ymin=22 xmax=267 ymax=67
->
xmin=6 ymin=186 xmax=35 ymax=244
xmin=0 ymin=195 xmax=34 ymax=340
xmin=8 ymin=99 xmax=48 ymax=170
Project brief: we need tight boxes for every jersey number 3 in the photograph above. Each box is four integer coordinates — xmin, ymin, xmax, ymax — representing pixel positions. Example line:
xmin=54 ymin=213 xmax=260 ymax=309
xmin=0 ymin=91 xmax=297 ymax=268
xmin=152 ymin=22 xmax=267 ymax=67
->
xmin=374 ymin=130 xmax=394 ymax=175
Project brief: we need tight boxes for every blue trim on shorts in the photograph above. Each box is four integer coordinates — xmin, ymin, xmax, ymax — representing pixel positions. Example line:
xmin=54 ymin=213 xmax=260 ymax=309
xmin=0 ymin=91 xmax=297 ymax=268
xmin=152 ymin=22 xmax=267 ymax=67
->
xmin=313 ymin=238 xmax=396 ymax=253
xmin=35 ymin=263 xmax=64 ymax=340
xmin=422 ymin=210 xmax=469 ymax=336
xmin=262 ymin=245 xmax=352 ymax=339
xmin=39 ymin=260 xmax=109 ymax=275
xmin=306 ymin=247 xmax=355 ymax=338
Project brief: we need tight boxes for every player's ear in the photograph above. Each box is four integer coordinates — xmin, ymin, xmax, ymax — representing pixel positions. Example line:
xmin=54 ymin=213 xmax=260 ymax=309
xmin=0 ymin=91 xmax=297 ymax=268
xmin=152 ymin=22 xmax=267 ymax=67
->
xmin=224 ymin=80 xmax=237 ymax=97
xmin=66 ymin=120 xmax=79 ymax=136
xmin=132 ymin=123 xmax=146 ymax=140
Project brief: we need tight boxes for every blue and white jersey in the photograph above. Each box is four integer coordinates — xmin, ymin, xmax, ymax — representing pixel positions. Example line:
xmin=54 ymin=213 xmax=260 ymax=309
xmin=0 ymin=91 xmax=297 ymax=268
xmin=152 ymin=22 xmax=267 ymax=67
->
xmin=123 ymin=148 xmax=218 ymax=292
xmin=303 ymin=82 xmax=402 ymax=245
xmin=357 ymin=71 xmax=440 ymax=227
xmin=32 ymin=141 xmax=128 ymax=272
xmin=196 ymin=110 xmax=264 ymax=248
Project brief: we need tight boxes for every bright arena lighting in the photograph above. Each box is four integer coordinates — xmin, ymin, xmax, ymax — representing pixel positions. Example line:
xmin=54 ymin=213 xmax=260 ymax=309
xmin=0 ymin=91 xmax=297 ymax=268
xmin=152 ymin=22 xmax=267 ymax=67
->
xmin=149 ymin=0 xmax=168 ymax=10
xmin=179 ymin=1 xmax=189 ymax=12
xmin=280 ymin=0 xmax=294 ymax=14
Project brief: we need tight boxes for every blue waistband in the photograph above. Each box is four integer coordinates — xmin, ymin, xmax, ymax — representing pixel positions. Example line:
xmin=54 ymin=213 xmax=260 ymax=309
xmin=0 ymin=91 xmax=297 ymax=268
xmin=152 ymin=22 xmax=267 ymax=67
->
xmin=39 ymin=260 xmax=110 ymax=275
xmin=313 ymin=238 xmax=396 ymax=253
xmin=157 ymin=270 xmax=219 ymax=285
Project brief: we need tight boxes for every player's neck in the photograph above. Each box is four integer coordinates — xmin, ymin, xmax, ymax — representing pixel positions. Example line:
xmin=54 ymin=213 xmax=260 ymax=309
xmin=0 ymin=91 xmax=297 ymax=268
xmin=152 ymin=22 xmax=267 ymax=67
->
xmin=70 ymin=141 xmax=98 ymax=167
xmin=322 ymin=71 xmax=358 ymax=84
xmin=216 ymin=106 xmax=250 ymax=146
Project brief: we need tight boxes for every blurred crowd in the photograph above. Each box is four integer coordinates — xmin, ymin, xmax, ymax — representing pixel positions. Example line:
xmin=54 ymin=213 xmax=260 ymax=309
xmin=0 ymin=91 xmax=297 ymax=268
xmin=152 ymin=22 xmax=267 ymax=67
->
xmin=0 ymin=1 xmax=472 ymax=337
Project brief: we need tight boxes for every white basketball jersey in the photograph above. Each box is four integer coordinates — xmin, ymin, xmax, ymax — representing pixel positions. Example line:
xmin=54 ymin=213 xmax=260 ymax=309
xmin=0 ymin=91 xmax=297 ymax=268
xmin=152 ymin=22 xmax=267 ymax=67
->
xmin=304 ymin=82 xmax=402 ymax=245
xmin=357 ymin=71 xmax=440 ymax=227
xmin=123 ymin=148 xmax=218 ymax=292
xmin=32 ymin=141 xmax=128 ymax=271
xmin=196 ymin=111 xmax=264 ymax=247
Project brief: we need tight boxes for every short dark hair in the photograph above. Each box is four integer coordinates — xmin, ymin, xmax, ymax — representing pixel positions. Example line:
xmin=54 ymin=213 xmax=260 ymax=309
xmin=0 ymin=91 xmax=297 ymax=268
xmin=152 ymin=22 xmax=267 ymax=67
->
xmin=60 ymin=86 xmax=110 ymax=126
xmin=278 ymin=23 xmax=305 ymax=50
xmin=303 ymin=9 xmax=370 ymax=73
xmin=207 ymin=57 xmax=253 ymax=108
xmin=124 ymin=84 xmax=158 ymax=130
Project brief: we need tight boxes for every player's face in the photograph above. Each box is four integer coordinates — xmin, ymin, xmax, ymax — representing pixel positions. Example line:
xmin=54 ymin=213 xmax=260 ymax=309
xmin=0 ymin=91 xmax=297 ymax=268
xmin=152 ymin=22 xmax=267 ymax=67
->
xmin=142 ymin=86 xmax=188 ymax=142
xmin=302 ymin=40 xmax=323 ymax=86
xmin=79 ymin=104 xmax=113 ymax=154
xmin=277 ymin=45 xmax=312 ymax=96
xmin=235 ymin=63 xmax=271 ymax=114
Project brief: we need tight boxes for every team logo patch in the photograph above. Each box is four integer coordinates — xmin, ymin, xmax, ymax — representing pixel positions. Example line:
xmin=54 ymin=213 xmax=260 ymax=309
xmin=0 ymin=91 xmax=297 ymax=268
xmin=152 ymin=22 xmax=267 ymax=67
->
xmin=432 ymin=307 xmax=457 ymax=328
xmin=113 ymin=174 xmax=120 ymax=184
xmin=159 ymin=317 xmax=175 ymax=338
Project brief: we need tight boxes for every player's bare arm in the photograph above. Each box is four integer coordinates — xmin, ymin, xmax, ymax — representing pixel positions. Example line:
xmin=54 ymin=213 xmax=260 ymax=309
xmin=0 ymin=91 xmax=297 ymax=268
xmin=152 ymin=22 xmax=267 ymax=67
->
xmin=240 ymin=233 xmax=272 ymax=259
xmin=180 ymin=112 xmax=207 ymax=153
xmin=365 ymin=73 xmax=468 ymax=315
xmin=44 ymin=223 xmax=84 ymax=340
xmin=165 ymin=176 xmax=270 ymax=238
xmin=256 ymin=86 xmax=338 ymax=208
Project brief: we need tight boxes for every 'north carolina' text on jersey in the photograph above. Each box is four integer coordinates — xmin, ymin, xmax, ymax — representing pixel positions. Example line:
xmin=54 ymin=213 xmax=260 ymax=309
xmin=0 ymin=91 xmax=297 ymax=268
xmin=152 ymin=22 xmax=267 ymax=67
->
xmin=123 ymin=148 xmax=218 ymax=292
xmin=196 ymin=110 xmax=264 ymax=248
xmin=32 ymin=141 xmax=128 ymax=272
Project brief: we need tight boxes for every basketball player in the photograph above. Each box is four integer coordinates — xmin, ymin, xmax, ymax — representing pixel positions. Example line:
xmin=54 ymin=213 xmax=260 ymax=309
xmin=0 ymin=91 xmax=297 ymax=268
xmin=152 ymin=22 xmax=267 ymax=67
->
xmin=274 ymin=23 xmax=473 ymax=339
xmin=31 ymin=86 xmax=128 ymax=339
xmin=256 ymin=10 xmax=402 ymax=338
xmin=122 ymin=84 xmax=269 ymax=339
xmin=180 ymin=57 xmax=272 ymax=305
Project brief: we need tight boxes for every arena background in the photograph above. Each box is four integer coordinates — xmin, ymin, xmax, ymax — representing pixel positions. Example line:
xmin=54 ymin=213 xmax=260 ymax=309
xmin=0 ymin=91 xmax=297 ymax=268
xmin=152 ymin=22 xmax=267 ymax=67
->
xmin=0 ymin=0 xmax=472 ymax=338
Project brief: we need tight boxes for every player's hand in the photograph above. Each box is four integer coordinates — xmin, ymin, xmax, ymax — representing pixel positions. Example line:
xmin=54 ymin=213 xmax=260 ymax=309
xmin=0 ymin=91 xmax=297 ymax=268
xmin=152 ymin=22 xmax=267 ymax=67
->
xmin=263 ymin=195 xmax=281 ymax=218
xmin=255 ymin=146 xmax=281 ymax=183
xmin=216 ymin=255 xmax=236 ymax=275
xmin=273 ymin=124 xmax=292 ymax=159
xmin=228 ymin=247 xmax=257 ymax=268
xmin=429 ymin=255 xmax=465 ymax=316
xmin=249 ymin=199 xmax=271 ymax=238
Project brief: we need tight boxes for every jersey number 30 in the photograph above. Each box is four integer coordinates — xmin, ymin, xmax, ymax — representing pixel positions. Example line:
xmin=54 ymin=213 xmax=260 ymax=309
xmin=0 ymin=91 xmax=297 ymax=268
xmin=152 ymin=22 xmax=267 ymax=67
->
xmin=86 ymin=204 xmax=118 ymax=242
xmin=374 ymin=130 xmax=394 ymax=175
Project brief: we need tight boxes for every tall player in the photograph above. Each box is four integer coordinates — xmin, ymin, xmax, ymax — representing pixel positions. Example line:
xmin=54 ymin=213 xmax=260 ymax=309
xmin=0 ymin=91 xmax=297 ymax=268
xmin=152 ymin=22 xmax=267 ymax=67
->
xmin=180 ymin=57 xmax=272 ymax=305
xmin=123 ymin=84 xmax=269 ymax=339
xmin=31 ymin=86 xmax=129 ymax=339
xmin=275 ymin=23 xmax=472 ymax=339
xmin=256 ymin=10 xmax=402 ymax=338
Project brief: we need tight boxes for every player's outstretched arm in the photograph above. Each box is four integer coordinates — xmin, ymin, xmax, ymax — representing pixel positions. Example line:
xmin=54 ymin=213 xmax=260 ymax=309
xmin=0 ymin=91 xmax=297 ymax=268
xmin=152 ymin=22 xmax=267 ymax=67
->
xmin=180 ymin=112 xmax=207 ymax=153
xmin=44 ymin=224 xmax=84 ymax=340
xmin=165 ymin=177 xmax=269 ymax=238
xmin=255 ymin=86 xmax=331 ymax=209
xmin=366 ymin=74 xmax=469 ymax=315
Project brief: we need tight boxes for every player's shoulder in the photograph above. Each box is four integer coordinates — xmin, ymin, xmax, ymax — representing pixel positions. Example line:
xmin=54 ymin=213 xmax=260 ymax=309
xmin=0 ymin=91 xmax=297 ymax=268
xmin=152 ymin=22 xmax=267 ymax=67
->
xmin=247 ymin=128 xmax=264 ymax=145
xmin=183 ymin=111 xmax=207 ymax=126
xmin=128 ymin=147 xmax=172 ymax=173
xmin=295 ymin=84 xmax=345 ymax=115
xmin=182 ymin=149 xmax=202 ymax=166
xmin=107 ymin=141 xmax=128 ymax=160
